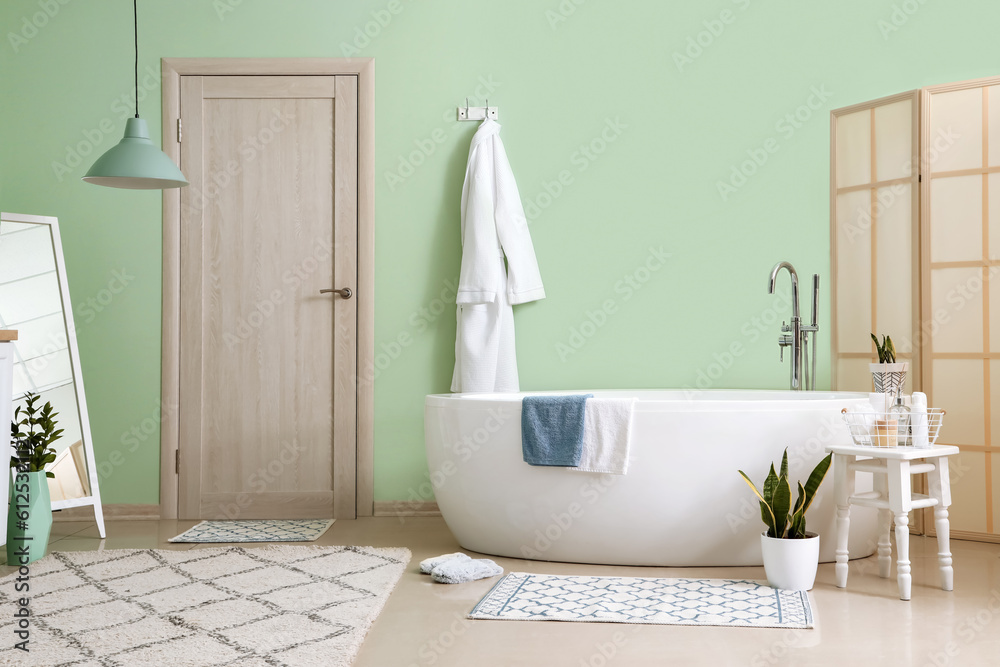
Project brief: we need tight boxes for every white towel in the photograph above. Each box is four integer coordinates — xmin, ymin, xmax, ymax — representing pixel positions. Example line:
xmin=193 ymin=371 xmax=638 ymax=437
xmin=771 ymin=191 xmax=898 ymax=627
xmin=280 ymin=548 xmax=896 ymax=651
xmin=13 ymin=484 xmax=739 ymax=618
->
xmin=846 ymin=403 xmax=875 ymax=432
xmin=868 ymin=392 xmax=892 ymax=416
xmin=572 ymin=398 xmax=635 ymax=475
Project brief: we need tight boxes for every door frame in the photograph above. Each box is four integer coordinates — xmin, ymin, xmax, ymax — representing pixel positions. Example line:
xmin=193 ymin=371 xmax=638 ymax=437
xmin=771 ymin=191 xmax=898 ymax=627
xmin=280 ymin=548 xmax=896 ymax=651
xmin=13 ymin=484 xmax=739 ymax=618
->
xmin=158 ymin=58 xmax=375 ymax=520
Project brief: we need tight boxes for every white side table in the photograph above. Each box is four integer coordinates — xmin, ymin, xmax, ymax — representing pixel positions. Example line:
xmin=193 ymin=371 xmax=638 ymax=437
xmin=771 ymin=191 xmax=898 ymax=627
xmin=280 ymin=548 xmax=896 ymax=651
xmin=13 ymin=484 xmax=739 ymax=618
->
xmin=0 ymin=330 xmax=16 ymax=547
xmin=826 ymin=443 xmax=959 ymax=601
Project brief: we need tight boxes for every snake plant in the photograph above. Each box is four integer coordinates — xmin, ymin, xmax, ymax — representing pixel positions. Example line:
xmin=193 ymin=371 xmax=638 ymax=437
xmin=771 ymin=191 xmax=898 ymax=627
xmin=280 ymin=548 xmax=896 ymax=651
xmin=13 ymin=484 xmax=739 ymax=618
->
xmin=738 ymin=449 xmax=832 ymax=539
xmin=871 ymin=333 xmax=896 ymax=364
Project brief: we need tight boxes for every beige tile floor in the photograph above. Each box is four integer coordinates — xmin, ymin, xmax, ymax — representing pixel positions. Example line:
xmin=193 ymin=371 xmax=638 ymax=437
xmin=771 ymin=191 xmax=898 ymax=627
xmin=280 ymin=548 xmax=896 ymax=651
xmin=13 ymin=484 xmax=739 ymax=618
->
xmin=8 ymin=517 xmax=1000 ymax=666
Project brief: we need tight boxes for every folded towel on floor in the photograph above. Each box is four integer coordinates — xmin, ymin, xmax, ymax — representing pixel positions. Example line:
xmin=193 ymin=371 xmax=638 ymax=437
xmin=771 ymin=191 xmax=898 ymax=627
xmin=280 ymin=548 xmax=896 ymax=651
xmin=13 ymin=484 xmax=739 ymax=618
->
xmin=431 ymin=558 xmax=503 ymax=584
xmin=419 ymin=552 xmax=470 ymax=574
xmin=521 ymin=394 xmax=593 ymax=466
xmin=573 ymin=397 xmax=636 ymax=475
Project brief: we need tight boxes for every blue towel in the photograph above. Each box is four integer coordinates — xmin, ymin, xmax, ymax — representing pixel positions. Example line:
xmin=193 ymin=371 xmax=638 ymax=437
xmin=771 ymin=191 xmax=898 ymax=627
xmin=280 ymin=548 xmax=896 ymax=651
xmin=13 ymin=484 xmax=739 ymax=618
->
xmin=521 ymin=394 xmax=593 ymax=466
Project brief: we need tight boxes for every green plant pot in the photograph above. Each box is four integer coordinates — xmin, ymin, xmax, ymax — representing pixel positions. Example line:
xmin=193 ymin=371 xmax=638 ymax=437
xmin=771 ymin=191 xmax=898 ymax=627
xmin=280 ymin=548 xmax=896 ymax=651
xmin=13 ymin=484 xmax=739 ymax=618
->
xmin=6 ymin=471 xmax=53 ymax=565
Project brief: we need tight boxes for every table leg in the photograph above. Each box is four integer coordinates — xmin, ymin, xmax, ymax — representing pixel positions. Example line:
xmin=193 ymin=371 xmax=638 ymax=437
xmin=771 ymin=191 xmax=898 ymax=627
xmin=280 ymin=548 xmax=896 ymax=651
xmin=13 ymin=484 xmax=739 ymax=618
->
xmin=934 ymin=507 xmax=953 ymax=591
xmin=877 ymin=509 xmax=893 ymax=579
xmin=834 ymin=453 xmax=854 ymax=588
xmin=929 ymin=457 xmax=954 ymax=591
xmin=874 ymin=473 xmax=892 ymax=578
xmin=893 ymin=512 xmax=911 ymax=600
xmin=887 ymin=459 xmax=912 ymax=601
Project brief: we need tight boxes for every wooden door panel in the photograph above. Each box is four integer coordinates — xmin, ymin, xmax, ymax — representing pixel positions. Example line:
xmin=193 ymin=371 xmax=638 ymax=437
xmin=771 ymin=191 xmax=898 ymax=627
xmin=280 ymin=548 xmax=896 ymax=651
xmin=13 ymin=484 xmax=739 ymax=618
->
xmin=178 ymin=75 xmax=356 ymax=519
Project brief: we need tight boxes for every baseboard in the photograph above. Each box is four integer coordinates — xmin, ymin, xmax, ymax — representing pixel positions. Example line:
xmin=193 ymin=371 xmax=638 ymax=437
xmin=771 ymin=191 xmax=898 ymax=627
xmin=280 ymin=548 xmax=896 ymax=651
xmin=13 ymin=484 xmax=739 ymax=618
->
xmin=372 ymin=501 xmax=441 ymax=517
xmin=52 ymin=504 xmax=161 ymax=521
xmin=932 ymin=528 xmax=1000 ymax=545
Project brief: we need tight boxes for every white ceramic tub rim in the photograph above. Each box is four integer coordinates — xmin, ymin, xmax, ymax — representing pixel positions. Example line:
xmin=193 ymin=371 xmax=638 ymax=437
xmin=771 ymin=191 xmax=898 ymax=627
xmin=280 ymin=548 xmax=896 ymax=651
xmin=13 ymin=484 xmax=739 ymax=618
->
xmin=427 ymin=389 xmax=870 ymax=412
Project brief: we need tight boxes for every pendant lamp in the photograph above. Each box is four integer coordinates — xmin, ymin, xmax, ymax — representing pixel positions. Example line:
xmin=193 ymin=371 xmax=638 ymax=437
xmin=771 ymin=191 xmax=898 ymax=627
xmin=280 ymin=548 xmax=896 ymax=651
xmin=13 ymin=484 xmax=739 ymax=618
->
xmin=83 ymin=0 xmax=187 ymax=189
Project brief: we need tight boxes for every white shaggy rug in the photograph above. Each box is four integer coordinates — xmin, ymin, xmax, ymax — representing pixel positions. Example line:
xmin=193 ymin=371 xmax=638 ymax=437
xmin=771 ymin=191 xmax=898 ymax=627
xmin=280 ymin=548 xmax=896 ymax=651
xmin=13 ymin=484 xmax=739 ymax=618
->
xmin=0 ymin=545 xmax=410 ymax=666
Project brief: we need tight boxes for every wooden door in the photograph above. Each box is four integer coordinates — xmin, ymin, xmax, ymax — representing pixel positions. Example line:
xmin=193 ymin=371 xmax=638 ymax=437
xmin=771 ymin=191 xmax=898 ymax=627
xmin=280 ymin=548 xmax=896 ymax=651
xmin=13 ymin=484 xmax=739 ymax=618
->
xmin=177 ymin=75 xmax=358 ymax=520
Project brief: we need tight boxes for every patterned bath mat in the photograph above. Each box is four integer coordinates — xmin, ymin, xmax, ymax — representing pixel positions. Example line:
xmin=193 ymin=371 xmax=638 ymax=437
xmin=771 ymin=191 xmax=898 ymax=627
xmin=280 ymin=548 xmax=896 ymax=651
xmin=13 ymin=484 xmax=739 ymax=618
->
xmin=168 ymin=519 xmax=335 ymax=543
xmin=0 ymin=545 xmax=410 ymax=666
xmin=469 ymin=573 xmax=814 ymax=629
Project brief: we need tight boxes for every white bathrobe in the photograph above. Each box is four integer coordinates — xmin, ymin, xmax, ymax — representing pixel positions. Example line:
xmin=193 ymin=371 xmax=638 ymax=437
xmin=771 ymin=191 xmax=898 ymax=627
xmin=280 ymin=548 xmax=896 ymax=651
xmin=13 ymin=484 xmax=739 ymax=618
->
xmin=451 ymin=119 xmax=545 ymax=393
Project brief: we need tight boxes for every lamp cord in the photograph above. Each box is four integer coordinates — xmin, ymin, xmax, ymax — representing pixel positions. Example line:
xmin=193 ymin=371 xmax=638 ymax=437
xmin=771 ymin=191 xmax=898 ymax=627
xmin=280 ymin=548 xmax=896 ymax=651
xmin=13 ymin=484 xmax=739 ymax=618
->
xmin=133 ymin=0 xmax=139 ymax=118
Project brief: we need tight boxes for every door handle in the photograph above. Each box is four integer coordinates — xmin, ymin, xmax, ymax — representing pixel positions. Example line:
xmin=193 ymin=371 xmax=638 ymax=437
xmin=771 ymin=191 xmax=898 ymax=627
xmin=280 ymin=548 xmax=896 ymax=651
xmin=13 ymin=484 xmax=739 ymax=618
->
xmin=320 ymin=287 xmax=352 ymax=299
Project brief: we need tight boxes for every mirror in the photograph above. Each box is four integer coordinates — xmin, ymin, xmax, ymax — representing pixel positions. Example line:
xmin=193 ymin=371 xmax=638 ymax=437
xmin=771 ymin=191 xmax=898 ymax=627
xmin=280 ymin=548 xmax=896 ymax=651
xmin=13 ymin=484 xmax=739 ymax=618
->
xmin=0 ymin=212 xmax=104 ymax=536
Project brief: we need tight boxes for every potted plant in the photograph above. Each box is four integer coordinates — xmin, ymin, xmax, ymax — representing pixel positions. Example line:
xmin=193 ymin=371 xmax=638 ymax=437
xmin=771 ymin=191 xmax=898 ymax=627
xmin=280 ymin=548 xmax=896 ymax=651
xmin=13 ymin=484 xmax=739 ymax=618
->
xmin=7 ymin=392 xmax=62 ymax=564
xmin=870 ymin=333 xmax=907 ymax=395
xmin=738 ymin=448 xmax=832 ymax=590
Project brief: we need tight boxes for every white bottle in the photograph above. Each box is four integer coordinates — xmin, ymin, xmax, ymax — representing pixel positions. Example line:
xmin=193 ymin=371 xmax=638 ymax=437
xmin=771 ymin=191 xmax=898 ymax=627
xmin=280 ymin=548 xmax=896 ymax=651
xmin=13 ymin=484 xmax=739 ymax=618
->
xmin=911 ymin=392 xmax=929 ymax=448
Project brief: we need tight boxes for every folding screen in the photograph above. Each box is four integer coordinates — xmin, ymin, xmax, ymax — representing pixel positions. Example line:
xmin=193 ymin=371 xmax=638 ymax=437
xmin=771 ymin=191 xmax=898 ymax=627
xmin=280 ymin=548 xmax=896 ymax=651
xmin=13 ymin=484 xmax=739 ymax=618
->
xmin=832 ymin=77 xmax=1000 ymax=542
xmin=921 ymin=77 xmax=1000 ymax=540
xmin=831 ymin=91 xmax=922 ymax=394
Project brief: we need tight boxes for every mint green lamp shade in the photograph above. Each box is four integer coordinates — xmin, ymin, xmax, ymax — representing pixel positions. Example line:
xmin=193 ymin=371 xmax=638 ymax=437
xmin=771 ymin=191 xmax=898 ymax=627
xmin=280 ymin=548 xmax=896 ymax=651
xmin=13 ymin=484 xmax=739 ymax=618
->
xmin=83 ymin=117 xmax=188 ymax=189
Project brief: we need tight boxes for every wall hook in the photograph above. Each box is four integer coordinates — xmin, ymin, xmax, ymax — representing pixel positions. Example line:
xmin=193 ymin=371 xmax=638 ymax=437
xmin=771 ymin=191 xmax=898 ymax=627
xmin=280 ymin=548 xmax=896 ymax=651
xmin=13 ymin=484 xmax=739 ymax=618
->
xmin=457 ymin=99 xmax=498 ymax=121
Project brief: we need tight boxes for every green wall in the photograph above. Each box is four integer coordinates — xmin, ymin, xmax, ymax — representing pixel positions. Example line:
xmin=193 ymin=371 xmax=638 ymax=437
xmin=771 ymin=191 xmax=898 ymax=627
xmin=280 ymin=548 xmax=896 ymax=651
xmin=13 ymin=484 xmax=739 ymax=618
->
xmin=1 ymin=0 xmax=997 ymax=504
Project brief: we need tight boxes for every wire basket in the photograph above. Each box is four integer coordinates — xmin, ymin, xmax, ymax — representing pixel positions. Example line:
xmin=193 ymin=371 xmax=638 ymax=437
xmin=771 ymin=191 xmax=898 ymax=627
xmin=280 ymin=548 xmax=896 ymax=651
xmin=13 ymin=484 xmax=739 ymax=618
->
xmin=840 ymin=407 xmax=945 ymax=448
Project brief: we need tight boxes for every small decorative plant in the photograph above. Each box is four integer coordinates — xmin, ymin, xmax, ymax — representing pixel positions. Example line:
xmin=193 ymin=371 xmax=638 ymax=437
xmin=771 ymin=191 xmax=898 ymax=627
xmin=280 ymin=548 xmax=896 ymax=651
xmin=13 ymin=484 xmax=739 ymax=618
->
xmin=738 ymin=449 xmax=832 ymax=539
xmin=8 ymin=391 xmax=62 ymax=478
xmin=871 ymin=333 xmax=896 ymax=364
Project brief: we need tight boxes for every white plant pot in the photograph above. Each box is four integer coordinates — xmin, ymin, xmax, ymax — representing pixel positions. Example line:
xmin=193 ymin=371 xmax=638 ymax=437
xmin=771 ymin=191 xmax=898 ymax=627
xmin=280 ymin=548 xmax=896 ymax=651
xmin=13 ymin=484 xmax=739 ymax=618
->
xmin=870 ymin=362 xmax=908 ymax=394
xmin=760 ymin=532 xmax=820 ymax=591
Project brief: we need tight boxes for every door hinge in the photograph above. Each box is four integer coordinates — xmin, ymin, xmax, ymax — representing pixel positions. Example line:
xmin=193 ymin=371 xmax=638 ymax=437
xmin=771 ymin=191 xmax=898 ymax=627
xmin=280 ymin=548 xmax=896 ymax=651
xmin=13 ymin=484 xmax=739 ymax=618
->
xmin=175 ymin=449 xmax=180 ymax=474
xmin=177 ymin=118 xmax=182 ymax=143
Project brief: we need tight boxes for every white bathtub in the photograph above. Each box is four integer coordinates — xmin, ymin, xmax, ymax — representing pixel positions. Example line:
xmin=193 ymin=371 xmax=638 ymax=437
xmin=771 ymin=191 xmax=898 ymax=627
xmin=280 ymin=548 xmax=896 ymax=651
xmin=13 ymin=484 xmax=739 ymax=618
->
xmin=424 ymin=390 xmax=880 ymax=567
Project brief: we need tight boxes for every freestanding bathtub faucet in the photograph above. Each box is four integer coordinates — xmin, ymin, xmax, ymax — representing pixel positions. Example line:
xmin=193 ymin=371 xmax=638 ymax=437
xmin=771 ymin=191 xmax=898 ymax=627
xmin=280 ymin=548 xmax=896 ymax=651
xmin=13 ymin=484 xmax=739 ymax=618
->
xmin=767 ymin=262 xmax=819 ymax=390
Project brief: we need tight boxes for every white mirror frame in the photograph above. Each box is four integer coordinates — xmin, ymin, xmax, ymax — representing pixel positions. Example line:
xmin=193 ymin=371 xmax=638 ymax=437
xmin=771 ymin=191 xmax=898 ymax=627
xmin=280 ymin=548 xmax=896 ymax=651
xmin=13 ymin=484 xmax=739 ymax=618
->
xmin=1 ymin=212 xmax=105 ymax=539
